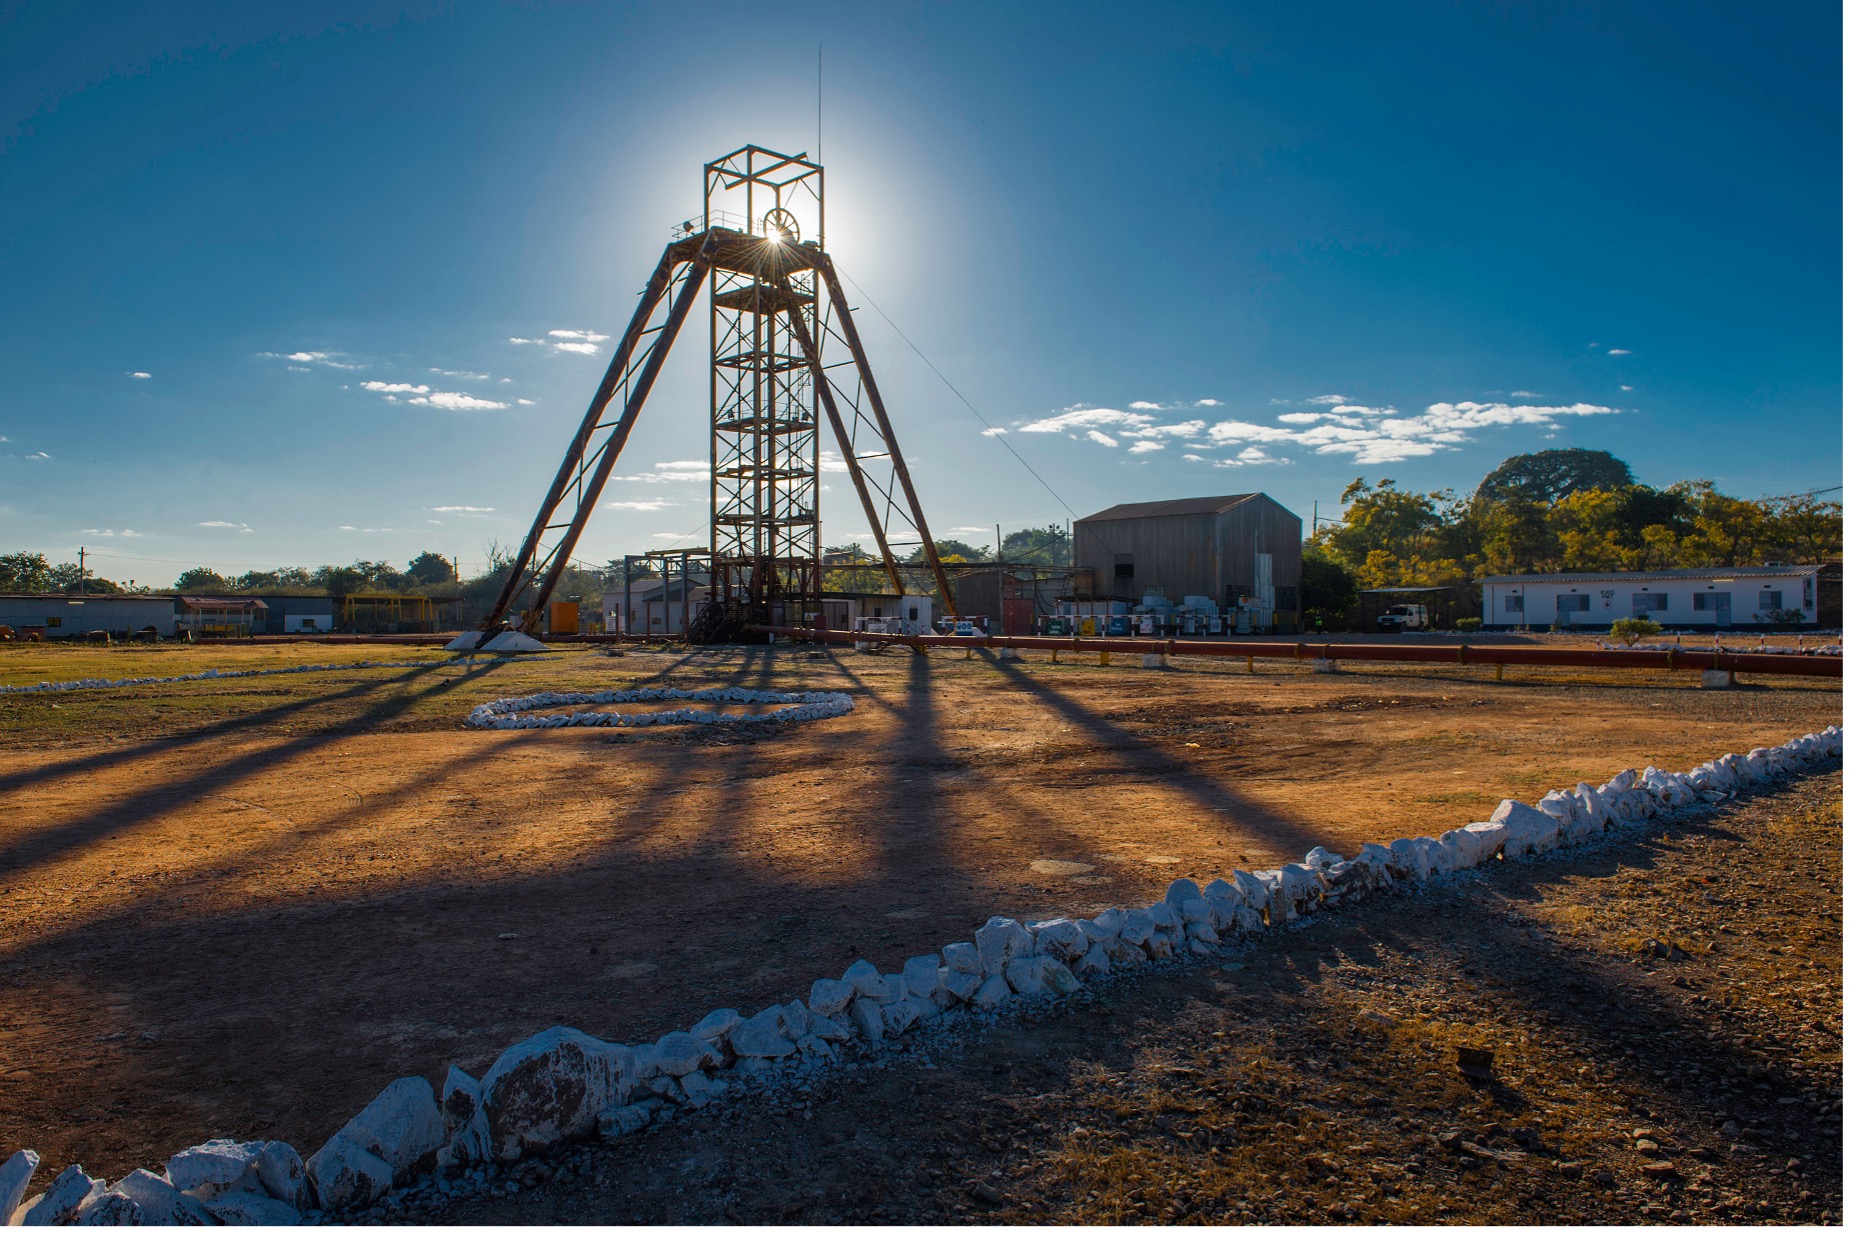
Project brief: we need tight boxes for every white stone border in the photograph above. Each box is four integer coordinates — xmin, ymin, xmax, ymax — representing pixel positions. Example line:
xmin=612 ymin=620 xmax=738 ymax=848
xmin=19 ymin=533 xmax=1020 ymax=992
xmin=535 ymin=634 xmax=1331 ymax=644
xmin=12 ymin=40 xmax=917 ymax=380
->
xmin=463 ymin=686 xmax=855 ymax=730
xmin=1598 ymin=641 xmax=1841 ymax=656
xmin=1 ymin=724 xmax=1839 ymax=1225
xmin=0 ymin=658 xmax=514 ymax=697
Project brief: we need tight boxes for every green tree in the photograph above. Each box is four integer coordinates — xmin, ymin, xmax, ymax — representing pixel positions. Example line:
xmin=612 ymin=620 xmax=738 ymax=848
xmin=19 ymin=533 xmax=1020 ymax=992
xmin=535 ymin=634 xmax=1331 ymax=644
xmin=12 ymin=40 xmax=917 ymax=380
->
xmin=0 ymin=552 xmax=53 ymax=592
xmin=1299 ymin=547 xmax=1358 ymax=627
xmin=1000 ymin=524 xmax=1071 ymax=566
xmin=1474 ymin=448 xmax=1634 ymax=504
xmin=906 ymin=539 xmax=991 ymax=564
xmin=174 ymin=566 xmax=229 ymax=592
xmin=407 ymin=551 xmax=457 ymax=586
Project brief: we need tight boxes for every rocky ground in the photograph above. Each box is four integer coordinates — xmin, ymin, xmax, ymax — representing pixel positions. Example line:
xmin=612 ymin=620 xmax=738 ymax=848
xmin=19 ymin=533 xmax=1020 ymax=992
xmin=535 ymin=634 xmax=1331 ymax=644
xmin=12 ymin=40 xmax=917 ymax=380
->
xmin=419 ymin=770 xmax=1842 ymax=1226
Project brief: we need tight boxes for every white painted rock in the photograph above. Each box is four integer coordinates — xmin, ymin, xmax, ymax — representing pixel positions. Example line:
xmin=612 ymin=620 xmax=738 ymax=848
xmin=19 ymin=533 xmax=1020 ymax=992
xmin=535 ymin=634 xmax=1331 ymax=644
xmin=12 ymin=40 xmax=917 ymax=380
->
xmin=1040 ymin=957 xmax=1083 ymax=995
xmin=901 ymin=955 xmax=942 ymax=998
xmin=304 ymin=1135 xmax=394 ymax=1213
xmin=1104 ymin=935 xmax=1147 ymax=967
xmin=1092 ymin=908 xmax=1128 ymax=935
xmin=204 ymin=1189 xmax=301 ymax=1225
xmin=941 ymin=942 xmax=981 ymax=975
xmin=848 ymin=997 xmax=885 ymax=1041
xmin=842 ymin=959 xmax=885 ymax=997
xmin=1163 ymin=878 xmax=1203 ymax=907
xmin=729 ymin=1008 xmax=797 ymax=1058
xmin=597 ymin=1105 xmax=650 ymax=1139
xmin=1074 ymin=942 xmax=1111 ymax=977
xmin=439 ymin=1066 xmax=490 ymax=1168
xmin=678 ymin=1070 xmax=718 ymax=1105
xmin=975 ymin=917 xmax=1033 ymax=977
xmin=17 ymin=1165 xmax=101 ymax=1226
xmin=1146 ymin=902 xmax=1181 ymax=932
xmin=971 ymin=974 xmax=1012 ymax=1010
xmin=1076 ymin=918 xmax=1115 ymax=945
xmin=110 ymin=1170 xmax=212 ymax=1225
xmin=322 ymin=1075 xmax=444 ymax=1179
xmin=807 ymin=1013 xmax=854 ymax=1043
xmin=938 ymin=968 xmax=981 ymax=1003
xmin=166 ymin=1139 xmax=258 ymax=1199
xmin=479 ymin=630 xmax=550 ymax=654
xmin=880 ymin=997 xmax=921 ymax=1036
xmin=691 ymin=1008 xmax=742 ymax=1043
xmin=0 ymin=1152 xmax=38 ymax=1226
xmin=653 ymin=1032 xmax=709 ymax=1077
xmin=778 ymin=1000 xmax=812 ymax=1040
xmin=1117 ymin=911 xmax=1155 ymax=947
xmin=479 ymin=1026 xmax=637 ymax=1161
xmin=867 ymin=975 xmax=905 ymax=1007
xmin=807 ymin=978 xmax=854 ymax=1018
xmin=1176 ymin=897 xmax=1212 ymax=924
xmin=1490 ymin=798 xmax=1561 ymax=857
xmin=73 ymin=1192 xmax=139 ymax=1226
xmin=1003 ymin=957 xmax=1048 ymax=996
xmin=1184 ymin=919 xmax=1219 ymax=946
xmin=256 ymin=1140 xmax=307 ymax=1208
xmin=1030 ymin=919 xmax=1087 ymax=963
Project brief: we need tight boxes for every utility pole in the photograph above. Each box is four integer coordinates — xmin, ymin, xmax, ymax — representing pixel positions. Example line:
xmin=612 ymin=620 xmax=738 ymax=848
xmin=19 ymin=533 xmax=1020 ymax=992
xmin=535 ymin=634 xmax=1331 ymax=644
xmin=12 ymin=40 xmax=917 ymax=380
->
xmin=77 ymin=546 xmax=86 ymax=595
xmin=995 ymin=523 xmax=1002 ymax=561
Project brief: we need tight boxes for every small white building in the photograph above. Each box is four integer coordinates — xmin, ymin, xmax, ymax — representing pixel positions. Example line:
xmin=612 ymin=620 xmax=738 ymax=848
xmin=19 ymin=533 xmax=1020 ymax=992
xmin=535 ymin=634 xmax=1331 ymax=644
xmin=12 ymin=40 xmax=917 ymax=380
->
xmin=1482 ymin=566 xmax=1822 ymax=630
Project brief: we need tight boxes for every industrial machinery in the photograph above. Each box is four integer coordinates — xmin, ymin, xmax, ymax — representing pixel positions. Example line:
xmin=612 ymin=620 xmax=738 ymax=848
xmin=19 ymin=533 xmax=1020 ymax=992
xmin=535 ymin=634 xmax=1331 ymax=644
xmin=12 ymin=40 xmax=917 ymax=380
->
xmin=478 ymin=146 xmax=955 ymax=642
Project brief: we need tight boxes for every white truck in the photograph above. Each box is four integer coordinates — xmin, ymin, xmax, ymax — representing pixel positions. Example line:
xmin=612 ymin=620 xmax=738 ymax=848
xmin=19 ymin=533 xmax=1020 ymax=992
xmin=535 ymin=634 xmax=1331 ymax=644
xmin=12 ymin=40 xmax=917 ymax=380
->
xmin=1375 ymin=603 xmax=1429 ymax=634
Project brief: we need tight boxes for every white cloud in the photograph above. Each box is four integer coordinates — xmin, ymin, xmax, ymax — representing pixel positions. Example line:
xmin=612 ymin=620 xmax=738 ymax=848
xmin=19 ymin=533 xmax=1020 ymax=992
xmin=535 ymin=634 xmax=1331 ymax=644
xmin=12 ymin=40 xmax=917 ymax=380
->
xmin=1620 ymin=384 xmax=1633 ymax=391
xmin=127 ymin=371 xmax=151 ymax=380
xmin=650 ymin=531 xmax=699 ymax=540
xmin=80 ymin=528 xmax=113 ymax=536
xmin=1194 ymin=398 xmax=1222 ymax=407
xmin=1181 ymin=454 xmax=1206 ymax=462
xmin=1129 ymin=401 xmax=1163 ymax=411
xmin=516 ymin=398 xmax=536 ymax=406
xmin=262 ymin=350 xmax=362 ymax=370
xmin=430 ymin=368 xmax=490 ymax=380
xmin=1038 ymin=396 xmax=1624 ymax=467
xmin=616 ymin=460 xmax=711 ymax=483
xmin=1608 ymin=348 xmax=1631 ymax=356
xmin=198 ymin=521 xmax=254 ymax=533
xmin=509 ymin=337 xmax=543 ymax=345
xmin=551 ymin=341 xmax=600 ymax=355
xmin=513 ymin=329 xmax=611 ymax=356
xmin=548 ymin=329 xmax=610 ymax=342
xmin=1305 ymin=394 xmax=1350 ymax=405
xmin=409 ymin=391 xmax=510 ymax=411
xmin=26 ymin=451 xmax=49 ymax=460
xmin=338 ymin=525 xmax=356 ymax=531
xmin=606 ymin=499 xmax=674 ymax=512
xmin=980 ymin=426 xmax=1007 ymax=436
xmin=1510 ymin=389 xmax=1541 ymax=398
xmin=819 ymin=450 xmax=852 ymax=473
xmin=361 ymin=381 xmax=431 ymax=395
xmin=428 ymin=505 xmax=494 ymax=513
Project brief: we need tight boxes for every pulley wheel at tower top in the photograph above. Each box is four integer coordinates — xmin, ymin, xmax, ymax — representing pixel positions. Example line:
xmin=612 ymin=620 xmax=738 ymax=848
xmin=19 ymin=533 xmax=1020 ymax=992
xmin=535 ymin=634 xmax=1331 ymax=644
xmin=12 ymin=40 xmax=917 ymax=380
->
xmin=761 ymin=208 xmax=800 ymax=244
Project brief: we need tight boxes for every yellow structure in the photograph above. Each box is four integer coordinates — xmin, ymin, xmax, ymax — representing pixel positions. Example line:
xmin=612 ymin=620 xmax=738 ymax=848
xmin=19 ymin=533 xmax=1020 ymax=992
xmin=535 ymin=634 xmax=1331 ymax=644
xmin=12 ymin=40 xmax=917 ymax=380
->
xmin=340 ymin=594 xmax=443 ymax=634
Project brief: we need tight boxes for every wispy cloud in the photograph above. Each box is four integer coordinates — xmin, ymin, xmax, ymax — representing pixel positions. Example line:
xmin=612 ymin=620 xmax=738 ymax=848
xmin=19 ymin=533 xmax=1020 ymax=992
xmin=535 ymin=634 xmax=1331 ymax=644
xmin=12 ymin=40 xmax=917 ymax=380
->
xmin=428 ymin=505 xmax=494 ymax=513
xmin=25 ymin=451 xmax=49 ymax=460
xmin=409 ymin=391 xmax=509 ymax=411
xmin=1509 ymin=389 xmax=1541 ymax=398
xmin=198 ymin=520 xmax=254 ymax=533
xmin=511 ymin=328 xmax=610 ymax=356
xmin=127 ymin=371 xmax=151 ymax=380
xmin=361 ymin=381 xmax=430 ymax=395
xmin=1305 ymin=394 xmax=1350 ymax=405
xmin=338 ymin=526 xmax=394 ymax=533
xmin=1011 ymin=397 xmax=1625 ymax=466
xmin=1607 ymin=348 xmax=1631 ymax=356
xmin=605 ymin=499 xmax=674 ymax=512
xmin=429 ymin=368 xmax=490 ymax=380
xmin=260 ymin=350 xmax=363 ymax=370
xmin=1128 ymin=401 xmax=1163 ymax=411
xmin=79 ymin=528 xmax=142 ymax=537
xmin=516 ymin=398 xmax=536 ymax=406
xmin=615 ymin=460 xmax=711 ymax=484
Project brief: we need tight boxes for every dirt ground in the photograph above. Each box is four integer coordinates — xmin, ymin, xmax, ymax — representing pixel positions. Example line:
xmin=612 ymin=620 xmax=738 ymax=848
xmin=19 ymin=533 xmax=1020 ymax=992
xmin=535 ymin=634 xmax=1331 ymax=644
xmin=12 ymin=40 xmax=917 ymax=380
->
xmin=428 ymin=772 xmax=1844 ymax=1226
xmin=0 ymin=638 xmax=1839 ymax=1192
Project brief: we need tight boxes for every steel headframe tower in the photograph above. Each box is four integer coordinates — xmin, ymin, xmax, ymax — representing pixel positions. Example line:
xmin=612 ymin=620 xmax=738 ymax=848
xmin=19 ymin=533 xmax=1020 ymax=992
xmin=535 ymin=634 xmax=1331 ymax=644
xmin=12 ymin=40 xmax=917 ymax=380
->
xmin=480 ymin=145 xmax=956 ymax=639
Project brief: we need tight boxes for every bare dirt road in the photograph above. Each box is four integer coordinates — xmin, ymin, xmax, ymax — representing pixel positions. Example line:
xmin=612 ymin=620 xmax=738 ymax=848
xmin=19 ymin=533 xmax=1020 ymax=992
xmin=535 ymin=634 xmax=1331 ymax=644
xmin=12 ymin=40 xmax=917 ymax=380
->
xmin=0 ymin=640 xmax=1838 ymax=1189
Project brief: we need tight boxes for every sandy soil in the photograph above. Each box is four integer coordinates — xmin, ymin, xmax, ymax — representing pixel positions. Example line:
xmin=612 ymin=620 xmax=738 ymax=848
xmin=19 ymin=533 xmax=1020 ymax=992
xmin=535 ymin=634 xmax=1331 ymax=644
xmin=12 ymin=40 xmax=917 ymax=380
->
xmin=0 ymin=639 xmax=1838 ymax=1187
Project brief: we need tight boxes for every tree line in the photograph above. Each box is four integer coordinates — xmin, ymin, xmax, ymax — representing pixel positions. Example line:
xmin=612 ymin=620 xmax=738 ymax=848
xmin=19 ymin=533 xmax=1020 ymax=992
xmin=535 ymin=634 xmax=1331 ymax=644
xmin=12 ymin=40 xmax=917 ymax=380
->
xmin=1301 ymin=449 xmax=1842 ymax=620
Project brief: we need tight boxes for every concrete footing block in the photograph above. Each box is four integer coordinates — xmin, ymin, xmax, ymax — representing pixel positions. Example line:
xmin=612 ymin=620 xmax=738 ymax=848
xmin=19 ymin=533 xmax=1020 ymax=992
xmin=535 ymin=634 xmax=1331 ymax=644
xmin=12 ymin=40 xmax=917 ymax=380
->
xmin=1700 ymin=669 xmax=1735 ymax=689
xmin=1312 ymin=658 xmax=1340 ymax=674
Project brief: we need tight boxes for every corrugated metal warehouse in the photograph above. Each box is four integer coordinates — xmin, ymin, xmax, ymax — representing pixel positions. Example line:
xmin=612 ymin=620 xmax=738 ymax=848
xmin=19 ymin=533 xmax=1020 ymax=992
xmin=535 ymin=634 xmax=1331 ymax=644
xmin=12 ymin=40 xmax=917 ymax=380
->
xmin=1072 ymin=493 xmax=1303 ymax=625
xmin=0 ymin=594 xmax=177 ymax=637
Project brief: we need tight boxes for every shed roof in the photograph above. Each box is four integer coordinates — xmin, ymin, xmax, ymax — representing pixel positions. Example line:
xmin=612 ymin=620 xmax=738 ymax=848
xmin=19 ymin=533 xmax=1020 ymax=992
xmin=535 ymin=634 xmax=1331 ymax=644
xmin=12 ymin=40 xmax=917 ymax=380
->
xmin=1481 ymin=566 xmax=1819 ymax=585
xmin=0 ymin=593 xmax=171 ymax=602
xmin=1077 ymin=494 xmax=1259 ymax=522
xmin=179 ymin=596 xmax=268 ymax=612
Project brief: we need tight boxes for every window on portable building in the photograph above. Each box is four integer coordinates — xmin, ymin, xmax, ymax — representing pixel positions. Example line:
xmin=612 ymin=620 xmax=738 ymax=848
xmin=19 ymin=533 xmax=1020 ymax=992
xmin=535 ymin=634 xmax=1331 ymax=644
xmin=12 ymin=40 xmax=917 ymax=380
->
xmin=1504 ymin=594 xmax=1524 ymax=612
xmin=1632 ymin=593 xmax=1668 ymax=613
xmin=1759 ymin=590 xmax=1783 ymax=610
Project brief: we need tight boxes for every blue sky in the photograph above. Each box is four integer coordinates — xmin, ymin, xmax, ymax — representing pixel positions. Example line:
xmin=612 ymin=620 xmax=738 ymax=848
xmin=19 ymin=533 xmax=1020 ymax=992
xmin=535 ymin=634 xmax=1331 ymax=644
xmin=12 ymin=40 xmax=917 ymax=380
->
xmin=1 ymin=1 xmax=1840 ymax=584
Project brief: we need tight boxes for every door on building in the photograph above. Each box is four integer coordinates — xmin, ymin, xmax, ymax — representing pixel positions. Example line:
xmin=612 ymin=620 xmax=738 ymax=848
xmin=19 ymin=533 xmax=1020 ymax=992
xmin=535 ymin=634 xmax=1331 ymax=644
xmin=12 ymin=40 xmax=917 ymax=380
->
xmin=1556 ymin=594 xmax=1590 ymax=627
xmin=1712 ymin=593 xmax=1731 ymax=629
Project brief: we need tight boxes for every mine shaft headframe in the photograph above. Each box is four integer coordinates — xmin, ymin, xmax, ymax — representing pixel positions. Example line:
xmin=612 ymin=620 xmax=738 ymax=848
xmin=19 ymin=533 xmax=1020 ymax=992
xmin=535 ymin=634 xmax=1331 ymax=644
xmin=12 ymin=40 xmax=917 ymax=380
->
xmin=479 ymin=146 xmax=956 ymax=636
